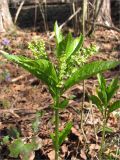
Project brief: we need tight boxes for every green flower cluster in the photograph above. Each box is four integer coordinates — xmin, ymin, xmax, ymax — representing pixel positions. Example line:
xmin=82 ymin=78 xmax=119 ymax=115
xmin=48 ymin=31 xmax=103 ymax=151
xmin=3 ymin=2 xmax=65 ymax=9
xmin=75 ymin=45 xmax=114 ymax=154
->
xmin=68 ymin=44 xmax=98 ymax=73
xmin=58 ymin=44 xmax=98 ymax=87
xmin=28 ymin=40 xmax=48 ymax=59
xmin=58 ymin=56 xmax=67 ymax=87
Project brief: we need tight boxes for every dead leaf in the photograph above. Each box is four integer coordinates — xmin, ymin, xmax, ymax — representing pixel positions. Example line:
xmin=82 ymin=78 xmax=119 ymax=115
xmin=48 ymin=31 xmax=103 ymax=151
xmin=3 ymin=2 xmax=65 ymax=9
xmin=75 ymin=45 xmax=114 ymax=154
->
xmin=89 ymin=144 xmax=100 ymax=150
xmin=20 ymin=151 xmax=35 ymax=160
xmin=71 ymin=157 xmax=79 ymax=160
xmin=80 ymin=149 xmax=87 ymax=160
xmin=33 ymin=136 xmax=43 ymax=150
xmin=89 ymin=144 xmax=100 ymax=158
xmin=71 ymin=127 xmax=84 ymax=143
xmin=47 ymin=150 xmax=55 ymax=160
xmin=61 ymin=144 xmax=68 ymax=157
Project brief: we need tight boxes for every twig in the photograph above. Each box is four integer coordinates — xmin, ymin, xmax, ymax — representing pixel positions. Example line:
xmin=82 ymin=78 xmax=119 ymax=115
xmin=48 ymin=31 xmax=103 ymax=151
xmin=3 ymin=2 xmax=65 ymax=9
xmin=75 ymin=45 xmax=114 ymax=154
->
xmin=0 ymin=106 xmax=49 ymax=116
xmin=88 ymin=0 xmax=104 ymax=35
xmin=87 ymin=21 xmax=120 ymax=33
xmin=49 ymin=7 xmax=81 ymax=39
xmin=0 ymin=109 xmax=20 ymax=118
xmin=38 ymin=0 xmax=48 ymax=33
xmin=14 ymin=0 xmax=25 ymax=24
xmin=11 ymin=73 xmax=30 ymax=83
xmin=90 ymin=101 xmax=98 ymax=142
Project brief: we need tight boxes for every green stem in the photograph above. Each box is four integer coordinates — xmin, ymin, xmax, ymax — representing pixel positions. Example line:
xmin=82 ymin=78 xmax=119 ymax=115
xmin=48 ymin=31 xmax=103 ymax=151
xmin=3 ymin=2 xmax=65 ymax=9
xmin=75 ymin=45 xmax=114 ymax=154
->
xmin=54 ymin=96 xmax=60 ymax=160
xmin=99 ymin=118 xmax=106 ymax=160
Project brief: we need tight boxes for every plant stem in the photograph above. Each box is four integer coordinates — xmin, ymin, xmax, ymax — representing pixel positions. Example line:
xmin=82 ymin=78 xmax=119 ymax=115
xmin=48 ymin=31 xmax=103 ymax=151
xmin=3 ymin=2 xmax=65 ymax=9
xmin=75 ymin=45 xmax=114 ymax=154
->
xmin=99 ymin=118 xmax=106 ymax=160
xmin=54 ymin=95 xmax=60 ymax=160
xmin=80 ymin=80 xmax=85 ymax=129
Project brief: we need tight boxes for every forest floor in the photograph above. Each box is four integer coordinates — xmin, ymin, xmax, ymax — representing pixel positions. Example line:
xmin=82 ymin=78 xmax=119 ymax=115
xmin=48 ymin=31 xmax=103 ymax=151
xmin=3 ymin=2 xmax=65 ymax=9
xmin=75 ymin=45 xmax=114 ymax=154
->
xmin=0 ymin=28 xmax=120 ymax=160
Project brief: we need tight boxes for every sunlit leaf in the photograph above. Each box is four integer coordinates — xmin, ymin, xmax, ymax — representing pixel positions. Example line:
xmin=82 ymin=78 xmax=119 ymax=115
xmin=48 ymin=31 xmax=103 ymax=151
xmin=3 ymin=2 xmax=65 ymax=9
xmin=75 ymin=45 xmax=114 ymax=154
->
xmin=107 ymin=77 xmax=119 ymax=102
xmin=97 ymin=73 xmax=106 ymax=91
xmin=2 ymin=52 xmax=58 ymax=97
xmin=55 ymin=33 xmax=68 ymax=58
xmin=63 ymin=61 xmax=120 ymax=93
xmin=65 ymin=34 xmax=84 ymax=60
xmin=97 ymin=74 xmax=108 ymax=105
xmin=54 ymin=21 xmax=63 ymax=44
xmin=58 ymin=122 xmax=72 ymax=146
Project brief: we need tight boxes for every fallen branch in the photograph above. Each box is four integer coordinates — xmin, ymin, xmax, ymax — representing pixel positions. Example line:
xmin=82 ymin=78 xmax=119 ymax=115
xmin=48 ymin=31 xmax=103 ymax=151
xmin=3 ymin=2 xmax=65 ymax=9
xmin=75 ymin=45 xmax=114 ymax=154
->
xmin=11 ymin=73 xmax=30 ymax=83
xmin=0 ymin=109 xmax=20 ymax=118
xmin=0 ymin=106 xmax=49 ymax=116
xmin=87 ymin=21 xmax=120 ymax=33
xmin=49 ymin=7 xmax=81 ymax=39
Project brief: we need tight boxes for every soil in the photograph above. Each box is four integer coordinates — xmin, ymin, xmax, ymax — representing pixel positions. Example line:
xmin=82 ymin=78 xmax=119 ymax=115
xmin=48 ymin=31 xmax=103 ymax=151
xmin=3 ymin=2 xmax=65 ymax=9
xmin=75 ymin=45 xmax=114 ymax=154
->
xmin=0 ymin=27 xmax=120 ymax=160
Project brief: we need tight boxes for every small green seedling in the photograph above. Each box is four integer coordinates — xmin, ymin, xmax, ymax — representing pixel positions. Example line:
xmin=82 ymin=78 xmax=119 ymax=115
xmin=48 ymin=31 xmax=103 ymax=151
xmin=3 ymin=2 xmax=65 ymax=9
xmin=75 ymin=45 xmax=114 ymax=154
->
xmin=1 ymin=22 xmax=120 ymax=160
xmin=32 ymin=111 xmax=43 ymax=134
xmin=9 ymin=138 xmax=39 ymax=160
xmin=1 ymin=126 xmax=42 ymax=160
xmin=90 ymin=73 xmax=120 ymax=160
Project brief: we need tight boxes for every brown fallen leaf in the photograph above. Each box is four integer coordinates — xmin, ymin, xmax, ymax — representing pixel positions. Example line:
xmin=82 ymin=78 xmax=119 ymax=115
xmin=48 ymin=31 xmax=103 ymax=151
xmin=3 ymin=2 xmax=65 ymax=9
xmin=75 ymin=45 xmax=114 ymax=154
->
xmin=47 ymin=150 xmax=62 ymax=160
xmin=71 ymin=156 xmax=79 ymax=160
xmin=47 ymin=150 xmax=55 ymax=160
xmin=71 ymin=127 xmax=84 ymax=143
xmin=33 ymin=136 xmax=43 ymax=150
xmin=80 ymin=149 xmax=87 ymax=160
xmin=89 ymin=144 xmax=100 ymax=158
xmin=20 ymin=151 xmax=35 ymax=160
xmin=61 ymin=144 xmax=68 ymax=158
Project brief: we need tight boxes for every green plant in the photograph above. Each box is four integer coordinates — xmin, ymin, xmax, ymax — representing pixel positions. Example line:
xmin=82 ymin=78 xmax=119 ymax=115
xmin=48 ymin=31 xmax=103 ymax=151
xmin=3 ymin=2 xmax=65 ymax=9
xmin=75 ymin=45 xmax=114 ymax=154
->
xmin=32 ymin=111 xmax=43 ymax=134
xmin=1 ymin=135 xmax=41 ymax=160
xmin=90 ymin=73 xmax=120 ymax=160
xmin=1 ymin=22 xmax=120 ymax=160
xmin=8 ymin=137 xmax=40 ymax=160
xmin=1 ymin=121 xmax=42 ymax=160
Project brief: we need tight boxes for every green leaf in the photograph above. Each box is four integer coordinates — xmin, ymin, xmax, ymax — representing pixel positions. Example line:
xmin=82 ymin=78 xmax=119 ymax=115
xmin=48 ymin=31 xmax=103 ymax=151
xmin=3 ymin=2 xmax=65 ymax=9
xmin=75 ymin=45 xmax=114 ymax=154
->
xmin=9 ymin=139 xmax=24 ymax=158
xmin=54 ymin=99 xmax=69 ymax=109
xmin=59 ymin=99 xmax=69 ymax=109
xmin=58 ymin=122 xmax=72 ymax=146
xmin=54 ymin=21 xmax=63 ymax=44
xmin=32 ymin=111 xmax=43 ymax=133
xmin=97 ymin=90 xmax=107 ymax=107
xmin=109 ymin=100 xmax=120 ymax=113
xmin=90 ymin=95 xmax=103 ymax=113
xmin=97 ymin=73 xmax=106 ymax=89
xmin=63 ymin=61 xmax=120 ymax=93
xmin=104 ymin=126 xmax=114 ymax=133
xmin=65 ymin=34 xmax=84 ymax=60
xmin=55 ymin=33 xmax=68 ymax=58
xmin=8 ymin=126 xmax=20 ymax=139
xmin=99 ymin=126 xmax=114 ymax=133
xmin=2 ymin=136 xmax=10 ymax=144
xmin=107 ymin=77 xmax=119 ymax=102
xmin=9 ymin=138 xmax=38 ymax=160
xmin=2 ymin=52 xmax=58 ymax=97
xmin=21 ymin=143 xmax=36 ymax=160
xmin=55 ymin=33 xmax=83 ymax=59
xmin=50 ymin=133 xmax=55 ymax=148
xmin=96 ymin=74 xmax=108 ymax=105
